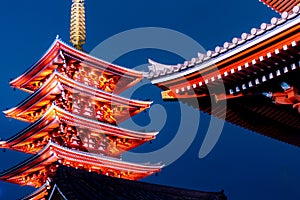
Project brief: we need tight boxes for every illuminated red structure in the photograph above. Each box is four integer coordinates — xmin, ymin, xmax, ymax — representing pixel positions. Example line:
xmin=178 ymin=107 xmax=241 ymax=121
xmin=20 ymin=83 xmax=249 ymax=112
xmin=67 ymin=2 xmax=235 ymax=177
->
xmin=148 ymin=5 xmax=300 ymax=146
xmin=0 ymin=1 xmax=229 ymax=199
xmin=0 ymin=37 xmax=163 ymax=198
xmin=0 ymin=1 xmax=164 ymax=199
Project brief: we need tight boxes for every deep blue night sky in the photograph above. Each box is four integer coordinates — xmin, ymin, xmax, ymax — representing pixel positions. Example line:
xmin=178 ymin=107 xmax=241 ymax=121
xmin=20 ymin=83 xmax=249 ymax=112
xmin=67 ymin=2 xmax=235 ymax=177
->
xmin=1 ymin=0 xmax=300 ymax=199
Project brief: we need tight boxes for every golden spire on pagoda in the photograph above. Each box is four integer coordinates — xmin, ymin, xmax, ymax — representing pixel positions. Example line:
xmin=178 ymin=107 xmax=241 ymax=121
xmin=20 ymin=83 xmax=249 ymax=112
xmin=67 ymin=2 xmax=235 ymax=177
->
xmin=70 ymin=0 xmax=86 ymax=51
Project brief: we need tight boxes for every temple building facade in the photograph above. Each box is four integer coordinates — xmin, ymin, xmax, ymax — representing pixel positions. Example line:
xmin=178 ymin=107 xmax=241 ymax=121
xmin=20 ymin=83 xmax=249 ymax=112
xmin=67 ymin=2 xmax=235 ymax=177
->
xmin=148 ymin=3 xmax=300 ymax=147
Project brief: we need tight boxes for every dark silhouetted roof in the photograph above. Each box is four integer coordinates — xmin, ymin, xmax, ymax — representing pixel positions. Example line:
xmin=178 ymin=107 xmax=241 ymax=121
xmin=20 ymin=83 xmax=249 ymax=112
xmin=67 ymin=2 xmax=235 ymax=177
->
xmin=42 ymin=166 xmax=227 ymax=200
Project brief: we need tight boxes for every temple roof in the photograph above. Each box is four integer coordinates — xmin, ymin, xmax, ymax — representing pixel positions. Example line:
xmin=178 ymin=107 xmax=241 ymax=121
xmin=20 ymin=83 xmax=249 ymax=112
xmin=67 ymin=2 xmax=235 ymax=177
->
xmin=147 ymin=6 xmax=300 ymax=147
xmin=4 ymin=71 xmax=151 ymax=123
xmin=10 ymin=38 xmax=145 ymax=94
xmin=147 ymin=6 xmax=300 ymax=83
xmin=0 ymin=142 xmax=163 ymax=188
xmin=22 ymin=165 xmax=227 ymax=200
xmin=1 ymin=105 xmax=158 ymax=154
xmin=259 ymin=0 xmax=300 ymax=13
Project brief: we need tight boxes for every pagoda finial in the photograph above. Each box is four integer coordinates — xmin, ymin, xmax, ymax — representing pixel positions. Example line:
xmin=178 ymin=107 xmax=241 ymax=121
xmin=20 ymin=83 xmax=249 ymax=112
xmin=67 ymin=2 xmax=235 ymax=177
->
xmin=70 ymin=0 xmax=86 ymax=51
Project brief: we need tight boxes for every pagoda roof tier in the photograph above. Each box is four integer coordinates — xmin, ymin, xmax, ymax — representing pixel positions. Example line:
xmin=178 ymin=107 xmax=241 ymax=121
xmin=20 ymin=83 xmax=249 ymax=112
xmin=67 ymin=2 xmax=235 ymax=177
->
xmin=1 ymin=105 xmax=158 ymax=155
xmin=4 ymin=71 xmax=151 ymax=124
xmin=0 ymin=142 xmax=163 ymax=187
xmin=10 ymin=38 xmax=145 ymax=94
xmin=259 ymin=0 xmax=300 ymax=14
xmin=147 ymin=7 xmax=300 ymax=147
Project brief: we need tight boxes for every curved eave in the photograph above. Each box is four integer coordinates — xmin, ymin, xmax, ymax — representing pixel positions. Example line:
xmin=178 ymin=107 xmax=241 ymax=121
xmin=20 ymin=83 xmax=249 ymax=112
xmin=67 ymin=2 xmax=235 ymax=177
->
xmin=10 ymin=39 xmax=144 ymax=91
xmin=1 ymin=105 xmax=158 ymax=151
xmin=54 ymin=106 xmax=159 ymax=139
xmin=0 ymin=142 xmax=163 ymax=185
xmin=10 ymin=39 xmax=61 ymax=89
xmin=2 ymin=108 xmax=58 ymax=149
xmin=149 ymin=7 xmax=300 ymax=85
xmin=21 ymin=183 xmax=49 ymax=200
xmin=51 ymin=142 xmax=163 ymax=172
xmin=0 ymin=142 xmax=57 ymax=182
xmin=4 ymin=71 xmax=152 ymax=120
xmin=4 ymin=73 xmax=61 ymax=120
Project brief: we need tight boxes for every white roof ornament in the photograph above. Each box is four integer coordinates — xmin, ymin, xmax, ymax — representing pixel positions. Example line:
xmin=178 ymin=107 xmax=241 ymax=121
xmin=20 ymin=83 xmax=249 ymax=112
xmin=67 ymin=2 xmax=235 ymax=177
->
xmin=215 ymin=46 xmax=222 ymax=53
xmin=148 ymin=59 xmax=175 ymax=77
xmin=223 ymin=42 xmax=231 ymax=49
xmin=293 ymin=6 xmax=300 ymax=13
xmin=206 ymin=50 xmax=214 ymax=57
xmin=281 ymin=11 xmax=289 ymax=19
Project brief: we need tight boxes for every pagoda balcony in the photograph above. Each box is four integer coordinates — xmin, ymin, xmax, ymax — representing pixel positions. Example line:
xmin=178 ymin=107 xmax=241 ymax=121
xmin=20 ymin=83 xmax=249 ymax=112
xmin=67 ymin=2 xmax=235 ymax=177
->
xmin=10 ymin=39 xmax=145 ymax=94
xmin=1 ymin=105 xmax=158 ymax=156
xmin=0 ymin=142 xmax=163 ymax=188
xmin=4 ymin=71 xmax=151 ymax=124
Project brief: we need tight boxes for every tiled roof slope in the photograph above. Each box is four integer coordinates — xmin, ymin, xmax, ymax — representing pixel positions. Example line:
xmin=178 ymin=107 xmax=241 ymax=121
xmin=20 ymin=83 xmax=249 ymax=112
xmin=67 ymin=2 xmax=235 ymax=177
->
xmin=147 ymin=6 xmax=300 ymax=80
xmin=43 ymin=165 xmax=227 ymax=200
xmin=260 ymin=0 xmax=300 ymax=14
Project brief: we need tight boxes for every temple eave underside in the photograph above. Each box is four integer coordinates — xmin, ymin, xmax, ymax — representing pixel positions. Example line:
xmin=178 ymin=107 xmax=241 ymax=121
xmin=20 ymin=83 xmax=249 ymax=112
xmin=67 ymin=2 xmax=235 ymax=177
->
xmin=4 ymin=71 xmax=151 ymax=124
xmin=1 ymin=105 xmax=157 ymax=156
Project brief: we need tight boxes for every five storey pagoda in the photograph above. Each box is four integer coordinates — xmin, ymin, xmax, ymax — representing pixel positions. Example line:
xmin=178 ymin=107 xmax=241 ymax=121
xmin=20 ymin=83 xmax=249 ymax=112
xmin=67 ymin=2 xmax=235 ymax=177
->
xmin=0 ymin=0 xmax=163 ymax=198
